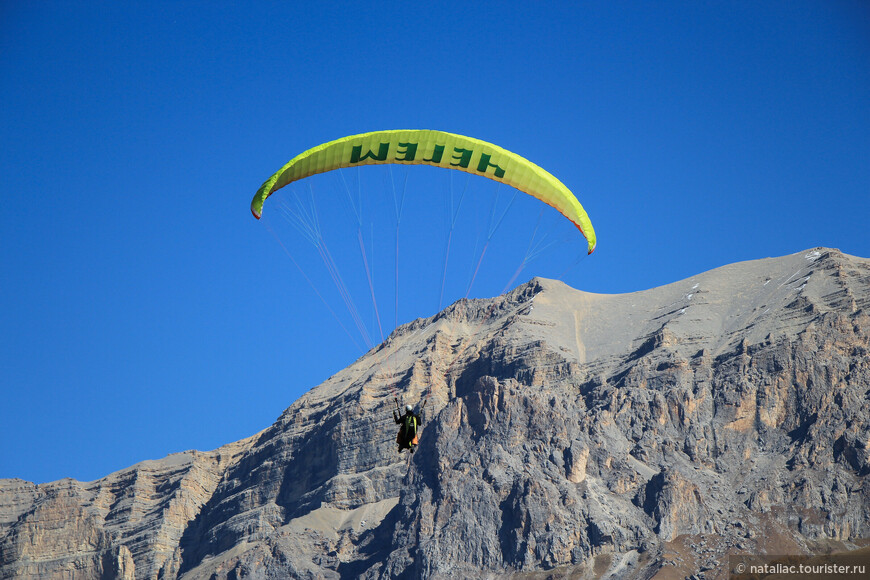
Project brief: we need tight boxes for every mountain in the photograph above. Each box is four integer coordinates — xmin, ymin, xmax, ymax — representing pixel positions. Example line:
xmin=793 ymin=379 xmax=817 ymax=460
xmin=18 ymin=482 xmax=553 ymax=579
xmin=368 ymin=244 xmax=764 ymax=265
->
xmin=1 ymin=248 xmax=868 ymax=579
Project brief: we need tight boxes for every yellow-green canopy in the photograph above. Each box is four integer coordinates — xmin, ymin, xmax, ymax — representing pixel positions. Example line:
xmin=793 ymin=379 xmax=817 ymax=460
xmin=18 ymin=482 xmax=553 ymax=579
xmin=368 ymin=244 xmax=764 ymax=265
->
xmin=252 ymin=129 xmax=596 ymax=254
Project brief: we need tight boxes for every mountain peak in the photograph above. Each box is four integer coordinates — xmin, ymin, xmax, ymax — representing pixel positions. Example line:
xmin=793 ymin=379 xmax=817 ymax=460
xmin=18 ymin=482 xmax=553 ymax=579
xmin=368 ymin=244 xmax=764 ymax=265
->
xmin=2 ymin=248 xmax=868 ymax=579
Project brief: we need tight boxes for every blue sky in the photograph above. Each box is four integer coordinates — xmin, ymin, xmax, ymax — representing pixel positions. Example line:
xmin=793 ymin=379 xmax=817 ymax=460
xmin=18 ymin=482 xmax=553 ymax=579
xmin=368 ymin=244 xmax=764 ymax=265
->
xmin=2 ymin=1 xmax=868 ymax=484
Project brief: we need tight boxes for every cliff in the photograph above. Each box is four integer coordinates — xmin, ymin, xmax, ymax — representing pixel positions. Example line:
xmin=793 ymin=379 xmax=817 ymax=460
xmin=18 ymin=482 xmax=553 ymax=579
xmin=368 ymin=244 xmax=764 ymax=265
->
xmin=2 ymin=248 xmax=868 ymax=579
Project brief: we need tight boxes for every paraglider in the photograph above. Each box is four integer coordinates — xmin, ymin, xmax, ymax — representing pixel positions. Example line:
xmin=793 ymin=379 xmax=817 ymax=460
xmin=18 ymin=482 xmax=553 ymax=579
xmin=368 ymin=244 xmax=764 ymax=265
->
xmin=252 ymin=130 xmax=597 ymax=457
xmin=251 ymin=129 xmax=596 ymax=255
xmin=393 ymin=398 xmax=422 ymax=454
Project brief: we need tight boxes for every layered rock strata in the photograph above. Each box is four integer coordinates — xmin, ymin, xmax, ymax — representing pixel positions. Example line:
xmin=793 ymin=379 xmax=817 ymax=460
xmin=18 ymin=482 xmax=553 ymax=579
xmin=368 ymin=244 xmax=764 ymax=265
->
xmin=2 ymin=248 xmax=868 ymax=579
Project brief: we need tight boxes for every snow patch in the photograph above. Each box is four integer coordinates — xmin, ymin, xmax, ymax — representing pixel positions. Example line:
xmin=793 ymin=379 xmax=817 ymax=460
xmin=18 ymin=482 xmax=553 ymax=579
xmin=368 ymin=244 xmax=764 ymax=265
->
xmin=805 ymin=250 xmax=821 ymax=261
xmin=779 ymin=270 xmax=802 ymax=289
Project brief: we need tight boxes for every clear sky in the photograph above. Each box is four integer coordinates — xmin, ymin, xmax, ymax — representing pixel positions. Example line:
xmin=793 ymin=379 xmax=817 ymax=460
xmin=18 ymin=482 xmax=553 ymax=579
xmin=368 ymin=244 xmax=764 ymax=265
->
xmin=2 ymin=1 xmax=868 ymax=484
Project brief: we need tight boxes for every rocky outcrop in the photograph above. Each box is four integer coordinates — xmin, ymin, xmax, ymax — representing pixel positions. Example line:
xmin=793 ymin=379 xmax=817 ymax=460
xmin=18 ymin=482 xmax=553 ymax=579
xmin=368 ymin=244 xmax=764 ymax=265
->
xmin=2 ymin=248 xmax=869 ymax=579
xmin=0 ymin=444 xmax=251 ymax=579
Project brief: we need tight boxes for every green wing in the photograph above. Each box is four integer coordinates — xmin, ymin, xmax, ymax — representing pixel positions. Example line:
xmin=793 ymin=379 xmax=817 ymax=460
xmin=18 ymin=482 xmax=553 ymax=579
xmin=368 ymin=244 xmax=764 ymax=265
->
xmin=251 ymin=129 xmax=596 ymax=254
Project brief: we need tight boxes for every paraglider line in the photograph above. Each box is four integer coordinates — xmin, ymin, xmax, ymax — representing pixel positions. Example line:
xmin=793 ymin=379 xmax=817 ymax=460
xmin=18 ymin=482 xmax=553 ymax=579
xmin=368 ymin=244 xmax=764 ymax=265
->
xmin=439 ymin=173 xmax=470 ymax=310
xmin=263 ymin=217 xmax=364 ymax=352
xmin=500 ymin=207 xmax=547 ymax=294
xmin=318 ymin=239 xmax=374 ymax=349
xmin=338 ymin=167 xmax=363 ymax=227
xmin=278 ymin=185 xmax=373 ymax=349
xmin=487 ymin=187 xmax=519 ymax=241
xmin=557 ymin=252 xmax=588 ymax=281
xmin=292 ymin=183 xmax=373 ymax=348
xmin=438 ymin=229 xmax=454 ymax=311
xmin=389 ymin=167 xmax=409 ymax=331
xmin=465 ymin=241 xmax=490 ymax=299
xmin=274 ymin=190 xmax=373 ymax=347
xmin=357 ymin=227 xmax=385 ymax=343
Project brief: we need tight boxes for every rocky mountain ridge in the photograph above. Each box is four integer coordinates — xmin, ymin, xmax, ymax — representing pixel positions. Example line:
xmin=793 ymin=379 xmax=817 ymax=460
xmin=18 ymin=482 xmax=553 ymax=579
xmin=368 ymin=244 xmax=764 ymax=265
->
xmin=1 ymin=247 xmax=868 ymax=579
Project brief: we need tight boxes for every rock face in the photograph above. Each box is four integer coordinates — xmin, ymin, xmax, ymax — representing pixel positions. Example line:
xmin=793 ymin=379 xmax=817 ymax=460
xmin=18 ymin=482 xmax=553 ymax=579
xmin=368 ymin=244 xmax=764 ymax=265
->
xmin=2 ymin=247 xmax=869 ymax=579
xmin=0 ymin=445 xmax=251 ymax=579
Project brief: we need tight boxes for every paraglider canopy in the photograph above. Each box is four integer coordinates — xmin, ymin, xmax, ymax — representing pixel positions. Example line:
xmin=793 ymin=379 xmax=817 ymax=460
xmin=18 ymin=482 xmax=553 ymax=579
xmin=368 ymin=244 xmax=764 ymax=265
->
xmin=251 ymin=129 xmax=596 ymax=254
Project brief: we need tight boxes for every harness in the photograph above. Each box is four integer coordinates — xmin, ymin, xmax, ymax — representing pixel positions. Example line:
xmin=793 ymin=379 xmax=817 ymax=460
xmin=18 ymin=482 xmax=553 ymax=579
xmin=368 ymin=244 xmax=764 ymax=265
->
xmin=403 ymin=414 xmax=417 ymax=436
